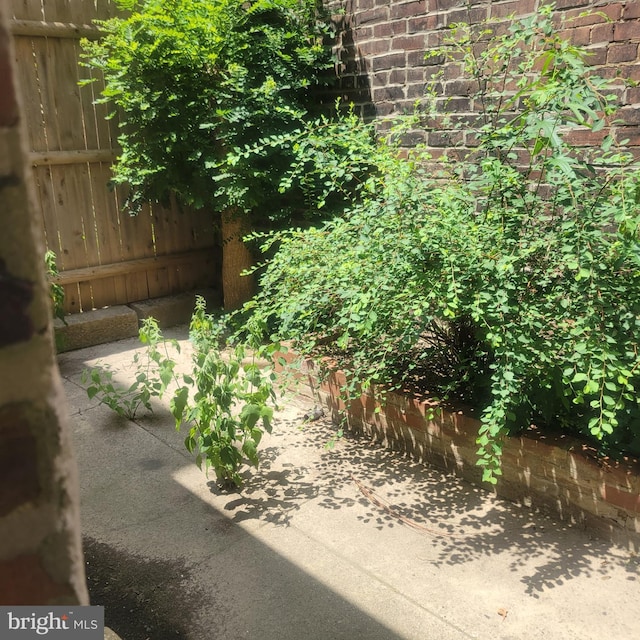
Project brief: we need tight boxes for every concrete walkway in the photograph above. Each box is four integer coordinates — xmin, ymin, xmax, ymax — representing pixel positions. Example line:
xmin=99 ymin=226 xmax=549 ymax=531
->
xmin=58 ymin=327 xmax=640 ymax=640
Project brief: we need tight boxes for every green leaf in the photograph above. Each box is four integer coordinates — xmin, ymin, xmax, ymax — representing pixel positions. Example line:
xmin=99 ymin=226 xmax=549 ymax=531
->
xmin=242 ymin=439 xmax=259 ymax=466
xmin=87 ymin=386 xmax=99 ymax=399
xmin=171 ymin=386 xmax=189 ymax=426
xmin=240 ymin=403 xmax=261 ymax=428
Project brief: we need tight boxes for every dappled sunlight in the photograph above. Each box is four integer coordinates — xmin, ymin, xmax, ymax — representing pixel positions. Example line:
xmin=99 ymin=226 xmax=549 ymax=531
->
xmin=60 ymin=324 xmax=640 ymax=639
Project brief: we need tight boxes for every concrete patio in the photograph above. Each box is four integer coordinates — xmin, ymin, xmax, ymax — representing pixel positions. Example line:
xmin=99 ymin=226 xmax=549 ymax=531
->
xmin=58 ymin=326 xmax=640 ymax=640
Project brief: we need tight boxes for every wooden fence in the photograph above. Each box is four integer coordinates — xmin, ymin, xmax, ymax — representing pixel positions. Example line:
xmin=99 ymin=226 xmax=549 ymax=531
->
xmin=9 ymin=0 xmax=219 ymax=314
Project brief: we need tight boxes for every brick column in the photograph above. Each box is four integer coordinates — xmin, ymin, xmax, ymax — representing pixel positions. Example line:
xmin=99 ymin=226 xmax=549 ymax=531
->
xmin=0 ymin=6 xmax=88 ymax=605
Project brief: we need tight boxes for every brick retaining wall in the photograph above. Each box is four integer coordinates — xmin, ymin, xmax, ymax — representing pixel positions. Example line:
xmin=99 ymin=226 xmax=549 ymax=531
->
xmin=308 ymin=364 xmax=640 ymax=549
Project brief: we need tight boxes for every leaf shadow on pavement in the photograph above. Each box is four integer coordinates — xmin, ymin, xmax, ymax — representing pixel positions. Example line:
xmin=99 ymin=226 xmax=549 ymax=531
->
xmin=215 ymin=411 xmax=640 ymax=600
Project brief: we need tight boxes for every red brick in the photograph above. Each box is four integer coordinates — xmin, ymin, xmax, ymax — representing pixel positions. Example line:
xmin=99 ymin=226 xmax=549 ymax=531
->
xmin=583 ymin=45 xmax=608 ymax=66
xmin=0 ymin=405 xmax=40 ymax=517
xmin=356 ymin=7 xmax=388 ymax=25
xmin=0 ymin=555 xmax=74 ymax=605
xmin=490 ymin=0 xmax=536 ymax=20
xmin=566 ymin=25 xmax=592 ymax=46
xmin=371 ymin=71 xmax=390 ymax=86
xmin=391 ymin=20 xmax=408 ymax=36
xmin=590 ymin=22 xmax=615 ymax=44
xmin=433 ymin=0 xmax=468 ymax=9
xmin=614 ymin=125 xmax=640 ymax=146
xmin=564 ymin=128 xmax=607 ymax=147
xmin=408 ymin=15 xmax=440 ymax=33
xmin=625 ymin=3 xmax=640 ymax=20
xmin=360 ymin=39 xmax=391 ymax=56
xmin=444 ymin=78 xmax=477 ymax=96
xmin=372 ymin=52 xmax=406 ymax=71
xmin=608 ymin=42 xmax=639 ymax=63
xmin=391 ymin=34 xmax=426 ymax=51
xmin=445 ymin=5 xmax=488 ymax=26
xmin=554 ymin=0 xmax=590 ymax=8
xmin=399 ymin=123 xmax=428 ymax=142
xmin=407 ymin=81 xmax=426 ymax=98
xmin=408 ymin=66 xmax=429 ymax=82
xmin=428 ymin=129 xmax=463 ymax=146
xmin=425 ymin=31 xmax=446 ymax=47
xmin=442 ymin=62 xmax=463 ymax=80
xmin=373 ymin=85 xmax=406 ymax=102
xmin=601 ymin=485 xmax=640 ymax=513
xmin=437 ymin=96 xmax=472 ymax=112
xmin=353 ymin=25 xmax=373 ymax=39
xmin=613 ymin=20 xmax=640 ymax=42
xmin=372 ymin=22 xmax=394 ymax=37
xmin=407 ymin=50 xmax=428 ymax=66
xmin=390 ymin=68 xmax=407 ymax=84
xmin=563 ymin=4 xmax=623 ymax=26
xmin=390 ymin=0 xmax=426 ymax=20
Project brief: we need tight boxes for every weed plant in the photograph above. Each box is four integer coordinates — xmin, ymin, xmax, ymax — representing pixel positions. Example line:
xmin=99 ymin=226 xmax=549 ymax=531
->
xmin=84 ymin=301 xmax=282 ymax=487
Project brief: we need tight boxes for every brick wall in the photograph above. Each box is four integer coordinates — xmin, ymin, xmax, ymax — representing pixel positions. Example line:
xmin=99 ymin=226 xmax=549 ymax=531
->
xmin=277 ymin=352 xmax=640 ymax=548
xmin=329 ymin=0 xmax=640 ymax=152
xmin=0 ymin=7 xmax=88 ymax=605
xmin=314 ymin=366 xmax=640 ymax=549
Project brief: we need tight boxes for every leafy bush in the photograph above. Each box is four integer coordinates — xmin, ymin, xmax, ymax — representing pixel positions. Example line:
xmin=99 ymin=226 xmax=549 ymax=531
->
xmin=246 ymin=6 xmax=640 ymax=482
xmin=171 ymin=297 xmax=281 ymax=487
xmin=81 ymin=0 xmax=335 ymax=217
xmin=229 ymin=104 xmax=381 ymax=218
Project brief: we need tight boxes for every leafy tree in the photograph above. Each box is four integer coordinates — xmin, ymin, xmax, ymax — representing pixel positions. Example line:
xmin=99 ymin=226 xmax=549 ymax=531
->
xmin=82 ymin=0 xmax=335 ymax=308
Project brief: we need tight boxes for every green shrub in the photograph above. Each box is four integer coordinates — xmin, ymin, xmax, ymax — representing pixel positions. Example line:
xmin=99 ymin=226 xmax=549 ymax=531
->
xmin=246 ymin=6 xmax=640 ymax=481
xmin=171 ymin=297 xmax=281 ymax=487
xmin=83 ymin=317 xmax=179 ymax=419
xmin=81 ymin=0 xmax=335 ymax=217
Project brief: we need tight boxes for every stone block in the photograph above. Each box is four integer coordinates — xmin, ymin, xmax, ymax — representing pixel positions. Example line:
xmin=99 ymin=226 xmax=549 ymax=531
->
xmin=54 ymin=306 xmax=138 ymax=353
xmin=128 ymin=288 xmax=220 ymax=329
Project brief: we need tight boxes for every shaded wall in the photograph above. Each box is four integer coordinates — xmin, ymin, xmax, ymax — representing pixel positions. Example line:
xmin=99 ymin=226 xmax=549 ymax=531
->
xmin=330 ymin=0 xmax=640 ymax=151
xmin=0 ymin=5 xmax=87 ymax=605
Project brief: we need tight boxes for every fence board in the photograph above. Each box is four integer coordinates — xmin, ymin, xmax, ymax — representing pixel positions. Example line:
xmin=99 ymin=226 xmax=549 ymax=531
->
xmin=34 ymin=164 xmax=60 ymax=256
xmin=50 ymin=164 xmax=88 ymax=271
xmin=88 ymin=162 xmax=125 ymax=307
xmin=115 ymin=187 xmax=154 ymax=304
xmin=48 ymin=0 xmax=73 ymax=23
xmin=151 ymin=199 xmax=183 ymax=293
xmin=51 ymin=37 xmax=86 ymax=150
xmin=10 ymin=5 xmax=220 ymax=314
xmin=13 ymin=37 xmax=46 ymax=151
xmin=76 ymin=47 xmax=99 ymax=151
xmin=34 ymin=36 xmax=61 ymax=151
xmin=10 ymin=0 xmax=43 ymax=21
